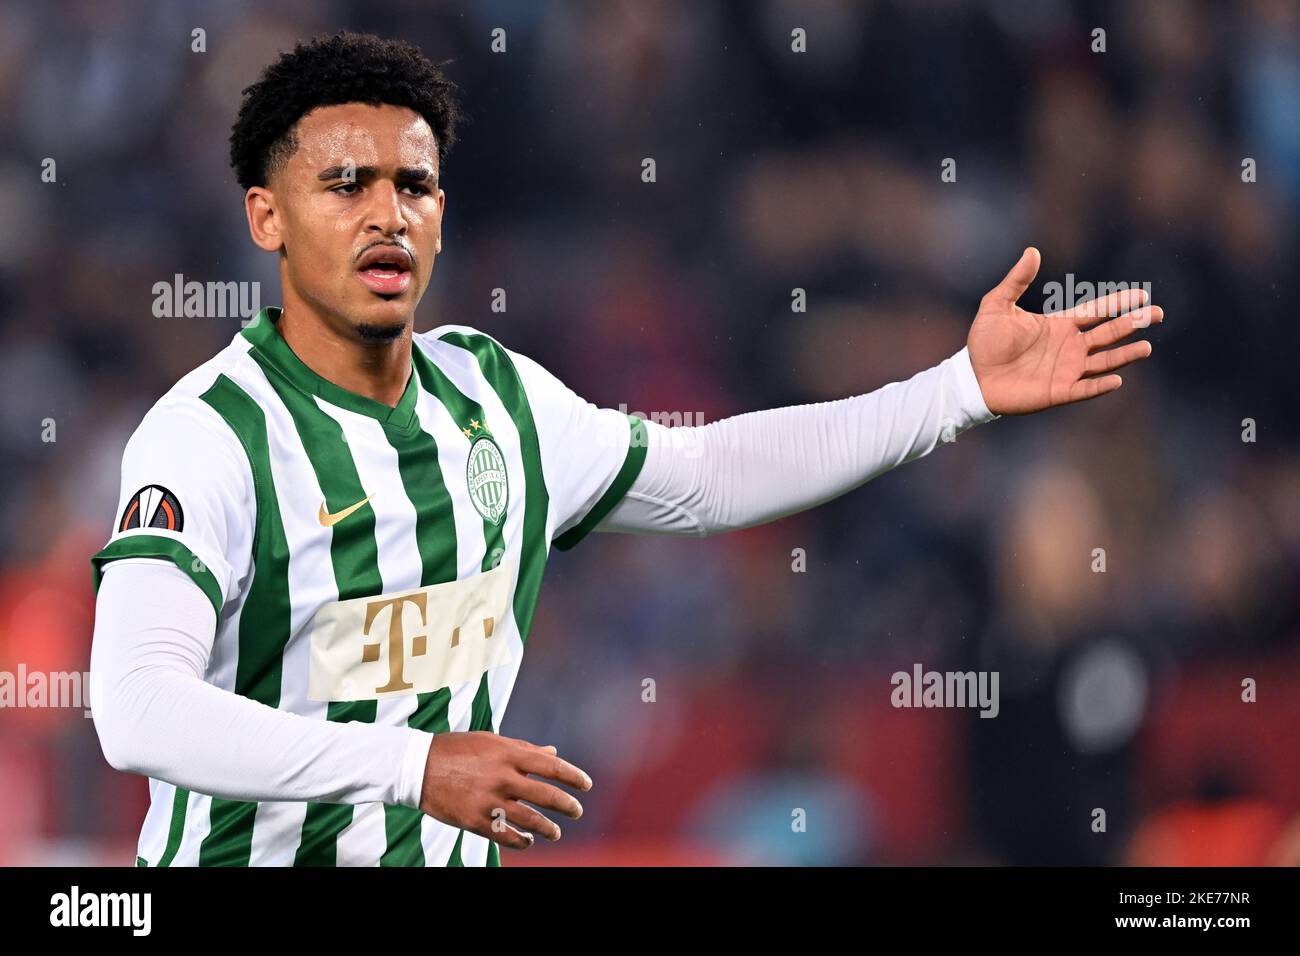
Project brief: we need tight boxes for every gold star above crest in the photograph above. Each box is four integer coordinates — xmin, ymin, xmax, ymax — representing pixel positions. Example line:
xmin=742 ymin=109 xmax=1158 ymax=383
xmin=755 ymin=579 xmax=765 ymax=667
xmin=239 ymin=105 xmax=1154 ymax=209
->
xmin=462 ymin=427 xmax=473 ymax=437
xmin=470 ymin=419 xmax=481 ymax=430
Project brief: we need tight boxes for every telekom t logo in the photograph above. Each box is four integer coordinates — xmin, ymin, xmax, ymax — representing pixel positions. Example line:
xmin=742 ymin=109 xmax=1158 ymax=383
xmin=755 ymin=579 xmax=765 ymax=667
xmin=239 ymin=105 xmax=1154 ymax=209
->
xmin=361 ymin=592 xmax=495 ymax=695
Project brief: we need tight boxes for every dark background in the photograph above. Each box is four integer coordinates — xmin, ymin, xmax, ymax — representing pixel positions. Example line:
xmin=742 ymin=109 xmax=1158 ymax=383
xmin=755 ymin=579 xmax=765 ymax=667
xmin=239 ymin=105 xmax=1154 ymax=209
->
xmin=0 ymin=0 xmax=1297 ymax=865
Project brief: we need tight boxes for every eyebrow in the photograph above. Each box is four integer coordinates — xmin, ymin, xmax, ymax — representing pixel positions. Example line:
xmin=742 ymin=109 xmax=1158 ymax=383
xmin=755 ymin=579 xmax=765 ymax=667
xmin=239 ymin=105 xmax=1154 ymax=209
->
xmin=316 ymin=165 xmax=436 ymax=183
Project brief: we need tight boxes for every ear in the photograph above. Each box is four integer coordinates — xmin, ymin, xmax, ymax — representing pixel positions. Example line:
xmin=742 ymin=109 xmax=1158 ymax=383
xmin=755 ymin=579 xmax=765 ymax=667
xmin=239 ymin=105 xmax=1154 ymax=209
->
xmin=244 ymin=186 xmax=283 ymax=253
xmin=435 ymin=187 xmax=446 ymax=253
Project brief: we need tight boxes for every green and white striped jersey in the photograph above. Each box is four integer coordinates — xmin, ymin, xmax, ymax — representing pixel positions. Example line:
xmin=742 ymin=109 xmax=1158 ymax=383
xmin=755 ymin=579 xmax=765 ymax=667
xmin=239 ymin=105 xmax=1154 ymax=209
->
xmin=91 ymin=306 xmax=646 ymax=866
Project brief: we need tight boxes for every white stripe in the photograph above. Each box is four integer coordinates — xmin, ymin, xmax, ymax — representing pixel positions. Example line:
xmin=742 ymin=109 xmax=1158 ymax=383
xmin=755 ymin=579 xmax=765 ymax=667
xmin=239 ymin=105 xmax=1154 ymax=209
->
xmin=249 ymin=800 xmax=306 ymax=867
xmin=316 ymin=402 xmax=424 ymax=865
xmin=135 ymin=778 xmax=173 ymax=864
xmin=423 ymin=819 xmax=463 ymax=866
xmin=168 ymin=791 xmax=209 ymax=866
xmin=461 ymin=832 xmax=490 ymax=867
xmin=336 ymin=802 xmax=388 ymax=867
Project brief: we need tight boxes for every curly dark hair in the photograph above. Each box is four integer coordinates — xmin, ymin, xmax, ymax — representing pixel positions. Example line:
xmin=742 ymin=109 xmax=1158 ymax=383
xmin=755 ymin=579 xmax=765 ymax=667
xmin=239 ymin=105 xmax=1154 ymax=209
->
xmin=229 ymin=31 xmax=462 ymax=191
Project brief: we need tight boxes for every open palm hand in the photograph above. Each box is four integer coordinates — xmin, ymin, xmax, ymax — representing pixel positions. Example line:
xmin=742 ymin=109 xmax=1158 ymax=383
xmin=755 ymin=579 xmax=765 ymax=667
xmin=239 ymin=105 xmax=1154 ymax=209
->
xmin=967 ymin=248 xmax=1162 ymax=415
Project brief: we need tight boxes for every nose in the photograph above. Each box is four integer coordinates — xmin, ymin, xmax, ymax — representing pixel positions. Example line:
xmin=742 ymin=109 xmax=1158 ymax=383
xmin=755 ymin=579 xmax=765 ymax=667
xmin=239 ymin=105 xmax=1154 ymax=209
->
xmin=364 ymin=180 xmax=408 ymax=237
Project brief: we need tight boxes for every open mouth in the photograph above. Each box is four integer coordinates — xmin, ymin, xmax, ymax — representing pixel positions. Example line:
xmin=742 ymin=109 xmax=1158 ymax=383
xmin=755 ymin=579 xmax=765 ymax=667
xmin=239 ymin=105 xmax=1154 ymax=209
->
xmin=355 ymin=245 xmax=413 ymax=296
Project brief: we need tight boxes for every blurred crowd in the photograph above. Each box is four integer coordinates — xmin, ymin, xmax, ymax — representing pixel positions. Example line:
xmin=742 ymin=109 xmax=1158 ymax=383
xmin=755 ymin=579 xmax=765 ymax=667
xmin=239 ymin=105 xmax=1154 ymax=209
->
xmin=0 ymin=0 xmax=1297 ymax=865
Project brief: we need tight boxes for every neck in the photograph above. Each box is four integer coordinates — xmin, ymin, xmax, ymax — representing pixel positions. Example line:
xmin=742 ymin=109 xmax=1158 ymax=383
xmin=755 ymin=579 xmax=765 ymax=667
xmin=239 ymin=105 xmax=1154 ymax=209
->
xmin=275 ymin=298 xmax=412 ymax=409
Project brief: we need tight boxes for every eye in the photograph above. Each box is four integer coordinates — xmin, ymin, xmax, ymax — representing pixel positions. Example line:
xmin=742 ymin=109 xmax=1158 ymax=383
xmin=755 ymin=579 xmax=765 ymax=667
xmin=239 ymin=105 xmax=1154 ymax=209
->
xmin=331 ymin=182 xmax=360 ymax=195
xmin=402 ymin=184 xmax=430 ymax=196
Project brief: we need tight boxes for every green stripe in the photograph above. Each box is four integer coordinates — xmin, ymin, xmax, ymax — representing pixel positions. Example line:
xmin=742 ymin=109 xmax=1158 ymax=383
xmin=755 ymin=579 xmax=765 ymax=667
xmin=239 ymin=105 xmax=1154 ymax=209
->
xmin=242 ymin=350 xmax=385 ymax=867
xmin=197 ymin=374 xmax=293 ymax=866
xmin=437 ymin=332 xmax=550 ymax=644
xmin=553 ymin=415 xmax=647 ymax=551
xmin=380 ymin=410 xmax=459 ymax=867
xmin=468 ymin=672 xmax=494 ymax=734
xmin=412 ymin=349 xmax=509 ymax=573
xmin=155 ymin=786 xmax=190 ymax=867
xmin=386 ymin=412 xmax=458 ymax=586
xmin=90 ymin=536 xmax=223 ymax=615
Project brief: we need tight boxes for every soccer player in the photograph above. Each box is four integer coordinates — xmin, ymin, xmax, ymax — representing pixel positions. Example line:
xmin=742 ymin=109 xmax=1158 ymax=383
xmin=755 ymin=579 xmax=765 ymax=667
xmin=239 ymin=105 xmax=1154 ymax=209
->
xmin=89 ymin=32 xmax=1162 ymax=866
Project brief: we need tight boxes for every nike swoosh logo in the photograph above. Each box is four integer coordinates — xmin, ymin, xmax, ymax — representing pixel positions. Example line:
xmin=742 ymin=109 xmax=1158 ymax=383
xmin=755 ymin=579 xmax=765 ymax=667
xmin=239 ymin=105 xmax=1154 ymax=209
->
xmin=318 ymin=494 xmax=376 ymax=527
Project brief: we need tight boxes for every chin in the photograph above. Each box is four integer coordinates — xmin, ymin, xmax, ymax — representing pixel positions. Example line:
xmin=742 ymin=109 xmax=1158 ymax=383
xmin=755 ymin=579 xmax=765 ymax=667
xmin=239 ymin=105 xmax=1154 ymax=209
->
xmin=352 ymin=296 xmax=414 ymax=342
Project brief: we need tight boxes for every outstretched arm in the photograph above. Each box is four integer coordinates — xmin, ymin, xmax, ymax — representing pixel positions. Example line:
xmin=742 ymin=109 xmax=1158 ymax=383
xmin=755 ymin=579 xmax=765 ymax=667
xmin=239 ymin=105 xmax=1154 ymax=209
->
xmin=599 ymin=248 xmax=1161 ymax=536
xmin=599 ymin=346 xmax=992 ymax=536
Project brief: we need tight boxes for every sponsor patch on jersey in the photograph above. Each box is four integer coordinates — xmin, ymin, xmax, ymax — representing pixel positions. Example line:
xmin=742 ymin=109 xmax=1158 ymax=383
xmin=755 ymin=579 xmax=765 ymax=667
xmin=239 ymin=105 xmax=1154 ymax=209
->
xmin=307 ymin=559 xmax=517 ymax=702
xmin=466 ymin=434 xmax=509 ymax=526
xmin=119 ymin=485 xmax=184 ymax=533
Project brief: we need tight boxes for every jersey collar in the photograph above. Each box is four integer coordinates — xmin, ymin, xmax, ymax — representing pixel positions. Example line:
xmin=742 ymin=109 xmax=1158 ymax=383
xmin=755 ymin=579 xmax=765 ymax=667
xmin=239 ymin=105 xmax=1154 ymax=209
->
xmin=240 ymin=307 xmax=419 ymax=431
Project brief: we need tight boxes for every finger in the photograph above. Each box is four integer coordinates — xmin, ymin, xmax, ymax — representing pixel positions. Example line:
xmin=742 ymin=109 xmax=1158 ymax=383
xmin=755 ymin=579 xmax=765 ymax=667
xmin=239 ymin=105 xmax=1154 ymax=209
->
xmin=1062 ymin=288 xmax=1149 ymax=326
xmin=986 ymin=246 xmax=1041 ymax=306
xmin=1083 ymin=306 xmax=1163 ymax=349
xmin=479 ymin=811 xmax=536 ymax=851
xmin=1067 ymin=373 xmax=1124 ymax=404
xmin=506 ymin=801 xmax=563 ymax=842
xmin=514 ymin=739 xmax=559 ymax=755
xmin=511 ymin=776 xmax=585 ymax=820
xmin=1084 ymin=340 xmax=1152 ymax=375
xmin=518 ymin=750 xmax=593 ymax=792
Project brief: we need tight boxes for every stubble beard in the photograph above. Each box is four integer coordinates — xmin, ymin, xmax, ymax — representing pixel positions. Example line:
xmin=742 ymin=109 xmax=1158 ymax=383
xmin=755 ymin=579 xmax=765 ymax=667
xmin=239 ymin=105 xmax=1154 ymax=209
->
xmin=355 ymin=320 xmax=408 ymax=343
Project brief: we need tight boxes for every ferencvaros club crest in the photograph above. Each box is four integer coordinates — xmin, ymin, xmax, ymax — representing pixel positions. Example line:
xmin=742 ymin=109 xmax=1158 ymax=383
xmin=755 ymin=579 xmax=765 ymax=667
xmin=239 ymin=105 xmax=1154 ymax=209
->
xmin=466 ymin=431 xmax=508 ymax=526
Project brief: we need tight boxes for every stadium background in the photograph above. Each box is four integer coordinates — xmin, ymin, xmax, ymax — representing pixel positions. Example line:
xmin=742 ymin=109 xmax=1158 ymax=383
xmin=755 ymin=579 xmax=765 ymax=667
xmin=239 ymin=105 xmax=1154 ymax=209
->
xmin=0 ymin=0 xmax=1297 ymax=865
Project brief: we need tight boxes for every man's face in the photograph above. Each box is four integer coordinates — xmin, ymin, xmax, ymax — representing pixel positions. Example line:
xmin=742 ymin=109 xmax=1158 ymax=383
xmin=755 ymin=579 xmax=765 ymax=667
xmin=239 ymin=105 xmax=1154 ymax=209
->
xmin=254 ymin=102 xmax=445 ymax=339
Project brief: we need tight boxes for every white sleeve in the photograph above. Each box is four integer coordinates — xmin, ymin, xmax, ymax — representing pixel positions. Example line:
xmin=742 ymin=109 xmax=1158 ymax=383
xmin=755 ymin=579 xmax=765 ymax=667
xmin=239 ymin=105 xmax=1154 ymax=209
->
xmin=90 ymin=559 xmax=433 ymax=808
xmin=91 ymin=396 xmax=255 ymax=615
xmin=505 ymin=347 xmax=648 ymax=551
xmin=598 ymin=346 xmax=998 ymax=536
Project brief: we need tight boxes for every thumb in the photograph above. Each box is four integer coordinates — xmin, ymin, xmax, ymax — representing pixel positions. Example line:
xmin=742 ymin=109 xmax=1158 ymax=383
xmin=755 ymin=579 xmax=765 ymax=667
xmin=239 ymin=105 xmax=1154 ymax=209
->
xmin=988 ymin=246 xmax=1041 ymax=306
